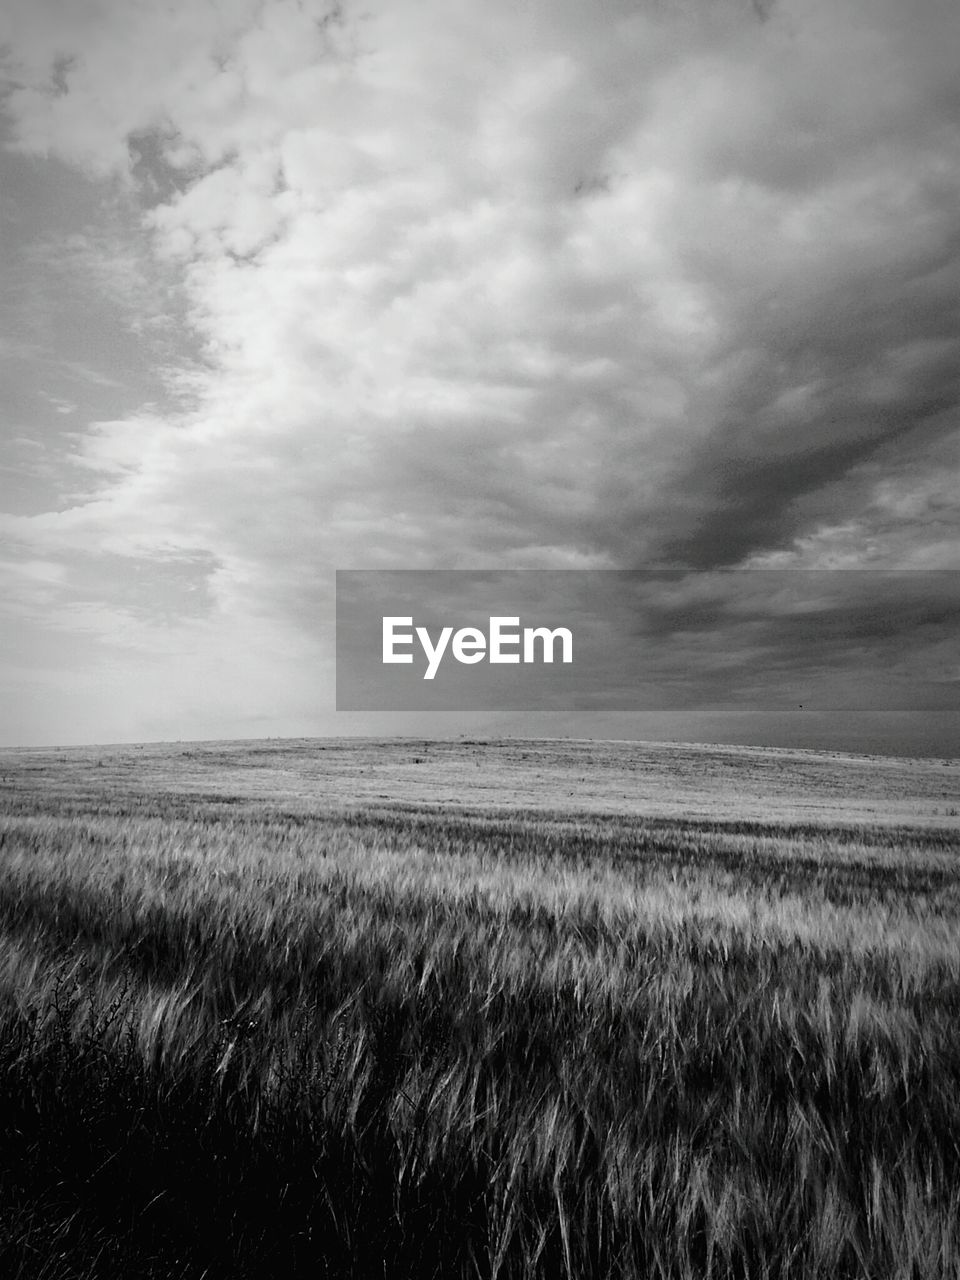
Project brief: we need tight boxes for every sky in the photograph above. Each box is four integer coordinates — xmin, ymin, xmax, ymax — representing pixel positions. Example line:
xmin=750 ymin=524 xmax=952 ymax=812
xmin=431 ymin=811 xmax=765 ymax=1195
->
xmin=0 ymin=0 xmax=958 ymax=754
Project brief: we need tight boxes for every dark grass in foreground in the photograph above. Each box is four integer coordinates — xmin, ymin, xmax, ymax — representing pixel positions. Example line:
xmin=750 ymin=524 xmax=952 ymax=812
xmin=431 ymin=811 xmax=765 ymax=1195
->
xmin=1 ymin=751 xmax=960 ymax=1277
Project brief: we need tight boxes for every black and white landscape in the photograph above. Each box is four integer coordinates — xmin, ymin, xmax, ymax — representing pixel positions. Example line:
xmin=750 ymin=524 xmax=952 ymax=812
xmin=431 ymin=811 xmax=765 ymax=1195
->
xmin=1 ymin=0 xmax=959 ymax=1275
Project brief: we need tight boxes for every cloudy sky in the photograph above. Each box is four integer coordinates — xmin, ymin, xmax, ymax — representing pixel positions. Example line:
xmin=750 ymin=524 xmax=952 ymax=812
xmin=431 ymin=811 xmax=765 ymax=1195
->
xmin=1 ymin=0 xmax=957 ymax=752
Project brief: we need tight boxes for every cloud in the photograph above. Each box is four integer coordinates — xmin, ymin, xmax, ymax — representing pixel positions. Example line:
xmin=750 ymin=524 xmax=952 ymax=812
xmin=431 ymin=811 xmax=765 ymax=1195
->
xmin=0 ymin=0 xmax=957 ymax=744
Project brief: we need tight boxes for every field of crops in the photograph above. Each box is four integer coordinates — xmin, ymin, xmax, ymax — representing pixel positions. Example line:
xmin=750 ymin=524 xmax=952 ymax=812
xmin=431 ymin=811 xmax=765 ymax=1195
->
xmin=1 ymin=738 xmax=958 ymax=1278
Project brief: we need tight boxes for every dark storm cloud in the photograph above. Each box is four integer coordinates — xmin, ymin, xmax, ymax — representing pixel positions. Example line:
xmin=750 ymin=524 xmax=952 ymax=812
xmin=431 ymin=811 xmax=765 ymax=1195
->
xmin=649 ymin=237 xmax=960 ymax=568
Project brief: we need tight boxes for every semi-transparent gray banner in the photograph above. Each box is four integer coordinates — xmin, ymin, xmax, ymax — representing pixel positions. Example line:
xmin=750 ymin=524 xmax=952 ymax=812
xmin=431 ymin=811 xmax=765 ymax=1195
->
xmin=335 ymin=570 xmax=959 ymax=711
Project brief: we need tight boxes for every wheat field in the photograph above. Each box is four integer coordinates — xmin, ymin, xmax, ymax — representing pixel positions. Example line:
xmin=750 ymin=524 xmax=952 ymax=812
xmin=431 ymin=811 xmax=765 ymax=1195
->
xmin=0 ymin=738 xmax=958 ymax=1278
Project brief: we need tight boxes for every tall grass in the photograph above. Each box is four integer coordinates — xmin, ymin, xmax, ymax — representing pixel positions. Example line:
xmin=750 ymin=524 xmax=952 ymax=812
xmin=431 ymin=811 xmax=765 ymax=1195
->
xmin=1 ymin=746 xmax=959 ymax=1277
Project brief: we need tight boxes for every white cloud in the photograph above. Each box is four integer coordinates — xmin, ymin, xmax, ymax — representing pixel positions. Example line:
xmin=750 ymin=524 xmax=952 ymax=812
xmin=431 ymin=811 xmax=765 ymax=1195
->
xmin=1 ymin=0 xmax=958 ymax=743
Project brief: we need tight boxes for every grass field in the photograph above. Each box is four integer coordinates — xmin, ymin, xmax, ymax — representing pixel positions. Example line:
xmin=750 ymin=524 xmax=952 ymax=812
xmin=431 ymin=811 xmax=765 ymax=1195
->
xmin=1 ymin=737 xmax=958 ymax=1278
